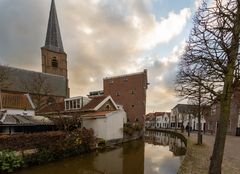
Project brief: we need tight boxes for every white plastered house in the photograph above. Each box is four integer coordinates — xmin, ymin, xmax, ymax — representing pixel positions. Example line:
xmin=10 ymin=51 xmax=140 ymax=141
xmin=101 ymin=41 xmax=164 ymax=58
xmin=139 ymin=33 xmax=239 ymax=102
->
xmin=81 ymin=95 xmax=127 ymax=141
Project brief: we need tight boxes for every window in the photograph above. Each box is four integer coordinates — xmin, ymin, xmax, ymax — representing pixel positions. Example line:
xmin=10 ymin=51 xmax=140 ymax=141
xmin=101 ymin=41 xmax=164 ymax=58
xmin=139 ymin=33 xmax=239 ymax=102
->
xmin=70 ymin=101 xmax=73 ymax=109
xmin=131 ymin=90 xmax=135 ymax=95
xmin=76 ymin=99 xmax=80 ymax=108
xmin=208 ymin=122 xmax=213 ymax=130
xmin=106 ymin=104 xmax=110 ymax=110
xmin=132 ymin=105 xmax=135 ymax=108
xmin=47 ymin=97 xmax=55 ymax=105
xmin=73 ymin=100 xmax=77 ymax=109
xmin=66 ymin=101 xmax=70 ymax=110
xmin=51 ymin=57 xmax=58 ymax=68
xmin=116 ymin=91 xmax=120 ymax=96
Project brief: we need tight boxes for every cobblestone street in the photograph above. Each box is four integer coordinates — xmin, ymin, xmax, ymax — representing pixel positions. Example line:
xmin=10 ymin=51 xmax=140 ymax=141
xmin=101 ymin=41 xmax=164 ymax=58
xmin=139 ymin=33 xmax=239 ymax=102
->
xmin=179 ymin=133 xmax=240 ymax=174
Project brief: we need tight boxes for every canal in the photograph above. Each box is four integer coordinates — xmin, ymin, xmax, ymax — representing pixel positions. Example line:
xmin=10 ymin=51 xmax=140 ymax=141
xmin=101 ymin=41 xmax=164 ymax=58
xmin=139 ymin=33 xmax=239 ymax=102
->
xmin=16 ymin=131 xmax=186 ymax=174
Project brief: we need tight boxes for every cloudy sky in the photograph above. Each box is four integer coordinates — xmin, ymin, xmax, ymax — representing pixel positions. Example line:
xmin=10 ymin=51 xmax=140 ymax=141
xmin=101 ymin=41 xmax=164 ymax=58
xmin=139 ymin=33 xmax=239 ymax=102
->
xmin=0 ymin=0 xmax=202 ymax=112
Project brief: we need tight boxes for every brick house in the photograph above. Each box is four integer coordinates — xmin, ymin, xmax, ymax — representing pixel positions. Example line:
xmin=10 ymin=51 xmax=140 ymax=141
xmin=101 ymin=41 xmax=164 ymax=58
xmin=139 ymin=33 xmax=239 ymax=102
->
xmin=103 ymin=70 xmax=148 ymax=124
xmin=205 ymin=90 xmax=240 ymax=136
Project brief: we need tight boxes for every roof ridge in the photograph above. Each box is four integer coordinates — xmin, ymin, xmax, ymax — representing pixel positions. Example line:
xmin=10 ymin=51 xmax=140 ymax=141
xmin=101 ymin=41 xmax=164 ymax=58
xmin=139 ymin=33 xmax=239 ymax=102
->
xmin=0 ymin=65 xmax=66 ymax=79
xmin=104 ymin=70 xmax=146 ymax=80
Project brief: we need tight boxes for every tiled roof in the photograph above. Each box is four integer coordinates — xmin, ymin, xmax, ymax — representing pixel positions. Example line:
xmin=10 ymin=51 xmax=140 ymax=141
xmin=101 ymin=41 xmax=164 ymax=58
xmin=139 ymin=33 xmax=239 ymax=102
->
xmin=37 ymin=102 xmax=64 ymax=114
xmin=154 ymin=112 xmax=165 ymax=116
xmin=172 ymin=104 xmax=196 ymax=113
xmin=81 ymin=96 xmax=107 ymax=111
xmin=1 ymin=93 xmax=33 ymax=110
xmin=145 ymin=112 xmax=171 ymax=121
xmin=0 ymin=115 xmax=54 ymax=125
xmin=165 ymin=112 xmax=171 ymax=116
xmin=0 ymin=65 xmax=67 ymax=97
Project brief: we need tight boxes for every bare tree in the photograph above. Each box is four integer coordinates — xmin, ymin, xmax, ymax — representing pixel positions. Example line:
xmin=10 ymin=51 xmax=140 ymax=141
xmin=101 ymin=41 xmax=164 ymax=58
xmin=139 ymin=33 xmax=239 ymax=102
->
xmin=177 ymin=0 xmax=240 ymax=173
xmin=176 ymin=71 xmax=209 ymax=145
xmin=21 ymin=74 xmax=52 ymax=110
xmin=0 ymin=66 xmax=11 ymax=89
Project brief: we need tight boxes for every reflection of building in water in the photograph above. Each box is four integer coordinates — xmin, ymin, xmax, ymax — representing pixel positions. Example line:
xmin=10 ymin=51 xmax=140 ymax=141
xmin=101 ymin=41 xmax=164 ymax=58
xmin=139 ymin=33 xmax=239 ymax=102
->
xmin=169 ymin=136 xmax=186 ymax=156
xmin=74 ymin=141 xmax=145 ymax=174
xmin=123 ymin=140 xmax=144 ymax=174
xmin=145 ymin=131 xmax=186 ymax=156
xmin=145 ymin=131 xmax=170 ymax=146
xmin=93 ymin=148 xmax=123 ymax=174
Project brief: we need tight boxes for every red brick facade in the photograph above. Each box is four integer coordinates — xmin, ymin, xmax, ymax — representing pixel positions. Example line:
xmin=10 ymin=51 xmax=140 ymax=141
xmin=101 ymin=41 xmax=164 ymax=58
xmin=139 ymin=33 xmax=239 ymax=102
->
xmin=205 ymin=90 xmax=240 ymax=136
xmin=103 ymin=70 xmax=148 ymax=124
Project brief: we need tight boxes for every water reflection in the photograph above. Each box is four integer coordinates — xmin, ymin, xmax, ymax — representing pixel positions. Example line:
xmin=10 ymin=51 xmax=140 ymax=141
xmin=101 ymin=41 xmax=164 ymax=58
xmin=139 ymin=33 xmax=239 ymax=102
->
xmin=16 ymin=131 xmax=186 ymax=174
xmin=144 ymin=131 xmax=186 ymax=174
xmin=145 ymin=131 xmax=187 ymax=156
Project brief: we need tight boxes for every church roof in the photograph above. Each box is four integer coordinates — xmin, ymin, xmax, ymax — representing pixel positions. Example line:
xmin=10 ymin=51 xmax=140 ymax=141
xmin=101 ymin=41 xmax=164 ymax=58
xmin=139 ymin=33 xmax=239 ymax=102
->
xmin=43 ymin=0 xmax=64 ymax=53
xmin=0 ymin=65 xmax=67 ymax=97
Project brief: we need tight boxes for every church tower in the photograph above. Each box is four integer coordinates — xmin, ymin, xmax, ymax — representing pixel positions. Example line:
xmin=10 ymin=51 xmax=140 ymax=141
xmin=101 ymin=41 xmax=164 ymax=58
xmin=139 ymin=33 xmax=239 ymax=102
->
xmin=41 ymin=0 xmax=68 ymax=79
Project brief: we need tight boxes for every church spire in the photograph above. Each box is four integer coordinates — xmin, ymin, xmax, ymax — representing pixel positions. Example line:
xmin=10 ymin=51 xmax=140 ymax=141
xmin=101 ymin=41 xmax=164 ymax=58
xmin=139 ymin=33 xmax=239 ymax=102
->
xmin=44 ymin=0 xmax=64 ymax=53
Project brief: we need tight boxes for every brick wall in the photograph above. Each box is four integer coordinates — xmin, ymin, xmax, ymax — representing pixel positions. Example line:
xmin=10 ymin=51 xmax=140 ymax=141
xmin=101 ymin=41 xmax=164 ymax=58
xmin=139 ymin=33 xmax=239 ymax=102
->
xmin=104 ymin=70 xmax=148 ymax=124
xmin=205 ymin=90 xmax=240 ymax=136
xmin=41 ymin=48 xmax=68 ymax=78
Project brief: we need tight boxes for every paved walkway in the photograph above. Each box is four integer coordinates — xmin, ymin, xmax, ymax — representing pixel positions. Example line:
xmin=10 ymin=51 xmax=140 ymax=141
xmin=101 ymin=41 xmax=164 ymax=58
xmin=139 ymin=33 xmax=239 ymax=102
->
xmin=178 ymin=133 xmax=240 ymax=174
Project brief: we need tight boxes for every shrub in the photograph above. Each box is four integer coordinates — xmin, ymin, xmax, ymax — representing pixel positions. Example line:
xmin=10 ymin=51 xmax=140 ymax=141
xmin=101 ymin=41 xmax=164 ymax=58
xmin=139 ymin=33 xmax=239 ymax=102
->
xmin=123 ymin=126 xmax=134 ymax=135
xmin=0 ymin=129 xmax=96 ymax=168
xmin=133 ymin=123 xmax=143 ymax=131
xmin=0 ymin=150 xmax=24 ymax=173
xmin=123 ymin=122 xmax=143 ymax=135
xmin=0 ymin=131 xmax=66 ymax=151
xmin=97 ymin=138 xmax=106 ymax=147
xmin=24 ymin=128 xmax=95 ymax=166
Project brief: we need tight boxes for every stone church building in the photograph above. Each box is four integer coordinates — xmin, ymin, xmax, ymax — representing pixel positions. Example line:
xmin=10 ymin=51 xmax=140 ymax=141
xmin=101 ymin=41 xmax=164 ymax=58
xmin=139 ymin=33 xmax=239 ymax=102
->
xmin=0 ymin=0 xmax=69 ymax=110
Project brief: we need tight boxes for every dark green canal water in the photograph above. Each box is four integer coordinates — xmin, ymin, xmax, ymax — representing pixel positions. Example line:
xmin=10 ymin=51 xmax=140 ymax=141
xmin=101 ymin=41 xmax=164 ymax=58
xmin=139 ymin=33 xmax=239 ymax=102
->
xmin=16 ymin=131 xmax=186 ymax=174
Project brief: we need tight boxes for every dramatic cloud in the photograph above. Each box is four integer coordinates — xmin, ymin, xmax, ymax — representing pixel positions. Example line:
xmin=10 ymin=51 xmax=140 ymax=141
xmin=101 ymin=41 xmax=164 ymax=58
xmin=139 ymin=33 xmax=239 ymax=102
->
xmin=0 ymin=0 xmax=196 ymax=112
xmin=136 ymin=8 xmax=191 ymax=50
